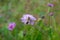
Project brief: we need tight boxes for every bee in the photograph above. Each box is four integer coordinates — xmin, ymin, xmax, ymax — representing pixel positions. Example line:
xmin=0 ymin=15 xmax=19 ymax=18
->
xmin=26 ymin=17 xmax=30 ymax=24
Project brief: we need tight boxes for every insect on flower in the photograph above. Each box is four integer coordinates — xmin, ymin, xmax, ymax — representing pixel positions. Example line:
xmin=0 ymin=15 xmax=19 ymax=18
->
xmin=26 ymin=17 xmax=30 ymax=24
xmin=21 ymin=14 xmax=36 ymax=25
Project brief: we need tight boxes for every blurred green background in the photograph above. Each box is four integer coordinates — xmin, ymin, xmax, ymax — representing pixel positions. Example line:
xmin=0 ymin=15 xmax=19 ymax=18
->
xmin=0 ymin=0 xmax=60 ymax=40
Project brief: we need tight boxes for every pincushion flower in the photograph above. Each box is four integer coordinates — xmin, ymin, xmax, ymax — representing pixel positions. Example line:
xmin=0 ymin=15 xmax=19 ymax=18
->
xmin=8 ymin=22 xmax=16 ymax=31
xmin=21 ymin=14 xmax=36 ymax=25
xmin=48 ymin=3 xmax=54 ymax=7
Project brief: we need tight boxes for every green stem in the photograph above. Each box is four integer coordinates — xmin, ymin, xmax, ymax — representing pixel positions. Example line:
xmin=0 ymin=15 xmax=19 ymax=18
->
xmin=52 ymin=16 xmax=56 ymax=30
xmin=47 ymin=7 xmax=51 ymax=26
xmin=47 ymin=7 xmax=52 ymax=40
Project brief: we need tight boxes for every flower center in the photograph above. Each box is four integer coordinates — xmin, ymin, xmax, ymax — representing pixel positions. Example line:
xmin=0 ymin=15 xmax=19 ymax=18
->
xmin=10 ymin=25 xmax=13 ymax=28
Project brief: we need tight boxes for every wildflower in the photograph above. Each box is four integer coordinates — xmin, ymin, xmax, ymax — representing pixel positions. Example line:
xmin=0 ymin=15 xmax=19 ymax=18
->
xmin=48 ymin=3 xmax=54 ymax=7
xmin=41 ymin=16 xmax=45 ymax=19
xmin=49 ymin=12 xmax=54 ymax=16
xmin=21 ymin=14 xmax=36 ymax=25
xmin=8 ymin=22 xmax=16 ymax=31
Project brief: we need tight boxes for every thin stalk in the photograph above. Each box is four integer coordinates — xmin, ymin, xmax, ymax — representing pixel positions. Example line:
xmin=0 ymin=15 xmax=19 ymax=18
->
xmin=52 ymin=16 xmax=56 ymax=30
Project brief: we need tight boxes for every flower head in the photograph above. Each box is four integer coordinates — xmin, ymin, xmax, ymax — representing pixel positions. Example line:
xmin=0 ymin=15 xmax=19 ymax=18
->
xmin=49 ymin=12 xmax=54 ymax=16
xmin=41 ymin=16 xmax=45 ymax=19
xmin=8 ymin=22 xmax=16 ymax=31
xmin=21 ymin=14 xmax=36 ymax=25
xmin=48 ymin=3 xmax=54 ymax=7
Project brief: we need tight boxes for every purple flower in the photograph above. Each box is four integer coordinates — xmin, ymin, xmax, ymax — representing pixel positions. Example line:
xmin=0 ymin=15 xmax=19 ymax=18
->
xmin=49 ymin=12 xmax=54 ymax=16
xmin=8 ymin=22 xmax=16 ymax=31
xmin=48 ymin=3 xmax=54 ymax=7
xmin=21 ymin=14 xmax=36 ymax=25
